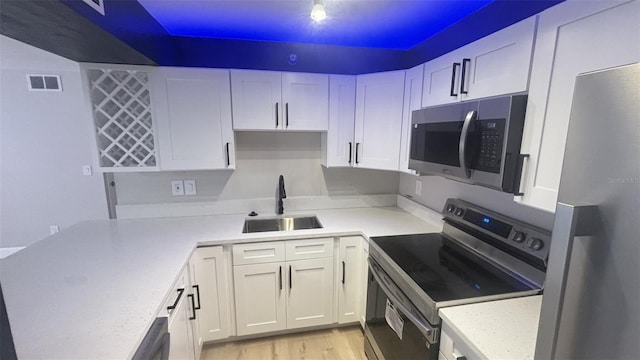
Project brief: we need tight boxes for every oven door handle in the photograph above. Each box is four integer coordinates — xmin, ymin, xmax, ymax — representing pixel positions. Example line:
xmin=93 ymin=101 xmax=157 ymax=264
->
xmin=368 ymin=259 xmax=437 ymax=341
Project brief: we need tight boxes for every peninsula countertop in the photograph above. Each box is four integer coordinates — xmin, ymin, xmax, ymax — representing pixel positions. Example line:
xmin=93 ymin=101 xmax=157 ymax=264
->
xmin=1 ymin=205 xmax=442 ymax=359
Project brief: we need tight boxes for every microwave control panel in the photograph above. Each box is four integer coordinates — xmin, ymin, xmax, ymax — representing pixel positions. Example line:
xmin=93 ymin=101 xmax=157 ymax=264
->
xmin=472 ymin=118 xmax=505 ymax=174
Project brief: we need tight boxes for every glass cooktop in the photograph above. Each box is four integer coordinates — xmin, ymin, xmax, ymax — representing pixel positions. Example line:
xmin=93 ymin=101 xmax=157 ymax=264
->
xmin=372 ymin=233 xmax=535 ymax=302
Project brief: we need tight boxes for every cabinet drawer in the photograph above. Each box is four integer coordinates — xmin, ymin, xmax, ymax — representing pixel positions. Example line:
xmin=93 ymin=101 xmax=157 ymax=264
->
xmin=285 ymin=238 xmax=333 ymax=260
xmin=233 ymin=241 xmax=285 ymax=265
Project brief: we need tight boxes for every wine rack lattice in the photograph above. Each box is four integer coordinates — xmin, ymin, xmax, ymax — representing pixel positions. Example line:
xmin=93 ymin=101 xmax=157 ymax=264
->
xmin=87 ymin=68 xmax=156 ymax=168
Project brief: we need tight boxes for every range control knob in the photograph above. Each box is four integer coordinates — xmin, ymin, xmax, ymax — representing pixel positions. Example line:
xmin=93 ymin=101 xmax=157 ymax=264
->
xmin=446 ymin=204 xmax=455 ymax=213
xmin=528 ymin=238 xmax=544 ymax=251
xmin=512 ymin=231 xmax=526 ymax=243
xmin=454 ymin=208 xmax=464 ymax=217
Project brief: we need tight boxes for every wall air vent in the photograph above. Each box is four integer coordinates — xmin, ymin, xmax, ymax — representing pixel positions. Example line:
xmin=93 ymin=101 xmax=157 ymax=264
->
xmin=27 ymin=75 xmax=62 ymax=92
xmin=82 ymin=0 xmax=105 ymax=15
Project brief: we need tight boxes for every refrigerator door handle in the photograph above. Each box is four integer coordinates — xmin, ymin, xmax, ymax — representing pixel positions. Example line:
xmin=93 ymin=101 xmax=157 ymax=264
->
xmin=534 ymin=203 xmax=599 ymax=360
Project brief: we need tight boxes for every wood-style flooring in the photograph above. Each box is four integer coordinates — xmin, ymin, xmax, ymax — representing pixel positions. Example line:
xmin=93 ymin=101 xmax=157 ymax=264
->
xmin=201 ymin=326 xmax=366 ymax=360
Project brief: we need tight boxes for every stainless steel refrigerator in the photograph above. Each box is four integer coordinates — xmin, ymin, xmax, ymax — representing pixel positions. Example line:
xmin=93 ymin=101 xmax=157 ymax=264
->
xmin=535 ymin=63 xmax=640 ymax=359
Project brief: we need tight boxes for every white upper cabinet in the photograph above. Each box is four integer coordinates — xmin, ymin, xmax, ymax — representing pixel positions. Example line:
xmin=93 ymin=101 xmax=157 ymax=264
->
xmin=354 ymin=71 xmax=405 ymax=171
xmin=422 ymin=16 xmax=536 ymax=106
xmin=516 ymin=0 xmax=639 ymax=212
xmin=152 ymin=67 xmax=235 ymax=170
xmin=281 ymin=73 xmax=329 ymax=131
xmin=231 ymin=70 xmax=328 ymax=131
xmin=398 ymin=64 xmax=424 ymax=174
xmin=322 ymin=75 xmax=356 ymax=167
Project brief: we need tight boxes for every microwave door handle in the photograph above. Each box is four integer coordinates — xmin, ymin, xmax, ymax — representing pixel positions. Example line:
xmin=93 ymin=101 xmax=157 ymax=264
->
xmin=367 ymin=259 xmax=436 ymax=340
xmin=459 ymin=110 xmax=477 ymax=178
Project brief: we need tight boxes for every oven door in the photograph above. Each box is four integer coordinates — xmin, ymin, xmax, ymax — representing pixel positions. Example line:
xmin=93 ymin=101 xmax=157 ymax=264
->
xmin=364 ymin=259 xmax=439 ymax=360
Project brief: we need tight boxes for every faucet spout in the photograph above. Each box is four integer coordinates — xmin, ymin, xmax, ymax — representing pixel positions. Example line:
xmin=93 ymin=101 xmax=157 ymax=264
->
xmin=277 ymin=175 xmax=286 ymax=215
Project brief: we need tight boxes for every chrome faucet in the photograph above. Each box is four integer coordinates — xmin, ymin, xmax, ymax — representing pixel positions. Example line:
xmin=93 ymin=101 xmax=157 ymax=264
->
xmin=277 ymin=175 xmax=286 ymax=215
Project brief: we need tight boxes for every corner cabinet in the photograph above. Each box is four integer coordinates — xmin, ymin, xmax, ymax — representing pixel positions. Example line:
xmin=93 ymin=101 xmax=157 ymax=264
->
xmin=230 ymin=70 xmax=329 ymax=131
xmin=321 ymin=75 xmax=357 ymax=168
xmin=398 ymin=64 xmax=424 ymax=174
xmin=422 ymin=16 xmax=536 ymax=107
xmin=515 ymin=0 xmax=640 ymax=212
xmin=354 ymin=71 xmax=405 ymax=171
xmin=232 ymin=239 xmax=335 ymax=336
xmin=81 ymin=64 xmax=159 ymax=171
xmin=151 ymin=67 xmax=235 ymax=170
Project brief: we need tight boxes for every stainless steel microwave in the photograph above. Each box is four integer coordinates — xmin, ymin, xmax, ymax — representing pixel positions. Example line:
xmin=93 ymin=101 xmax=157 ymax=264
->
xmin=409 ymin=94 xmax=528 ymax=194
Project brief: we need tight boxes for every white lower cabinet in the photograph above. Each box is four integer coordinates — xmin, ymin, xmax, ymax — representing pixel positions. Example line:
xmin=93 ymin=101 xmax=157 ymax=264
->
xmin=232 ymin=239 xmax=335 ymax=337
xmin=190 ymin=246 xmax=232 ymax=346
xmin=516 ymin=0 xmax=640 ymax=211
xmin=337 ymin=236 xmax=364 ymax=324
xmin=166 ymin=267 xmax=196 ymax=360
xmin=234 ymin=262 xmax=287 ymax=336
xmin=287 ymin=258 xmax=334 ymax=329
xmin=439 ymin=323 xmax=478 ymax=360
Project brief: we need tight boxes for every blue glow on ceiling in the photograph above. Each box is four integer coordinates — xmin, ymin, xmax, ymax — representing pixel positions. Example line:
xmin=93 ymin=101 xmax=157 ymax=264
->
xmin=136 ymin=0 xmax=494 ymax=50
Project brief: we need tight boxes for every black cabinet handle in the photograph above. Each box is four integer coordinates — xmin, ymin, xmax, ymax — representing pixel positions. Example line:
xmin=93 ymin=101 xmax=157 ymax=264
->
xmin=450 ymin=62 xmax=461 ymax=97
xmin=275 ymin=102 xmax=279 ymax=128
xmin=187 ymin=294 xmax=196 ymax=320
xmin=167 ymin=288 xmax=184 ymax=311
xmin=342 ymin=261 xmax=346 ymax=284
xmin=460 ymin=58 xmax=471 ymax=94
xmin=192 ymin=285 xmax=201 ymax=310
xmin=225 ymin=142 xmax=231 ymax=167
xmin=355 ymin=143 xmax=360 ymax=164
xmin=348 ymin=142 xmax=352 ymax=164
xmin=285 ymin=103 xmax=289 ymax=128
xmin=289 ymin=265 xmax=292 ymax=290
xmin=279 ymin=266 xmax=282 ymax=290
xmin=513 ymin=154 xmax=530 ymax=196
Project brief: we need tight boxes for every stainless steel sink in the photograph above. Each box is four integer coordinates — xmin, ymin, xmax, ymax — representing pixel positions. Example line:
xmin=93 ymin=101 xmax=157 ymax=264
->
xmin=242 ymin=216 xmax=323 ymax=233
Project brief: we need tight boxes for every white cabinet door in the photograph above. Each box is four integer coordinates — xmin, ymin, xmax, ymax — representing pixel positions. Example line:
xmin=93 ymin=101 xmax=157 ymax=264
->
xmin=459 ymin=16 xmax=536 ymax=101
xmin=399 ymin=64 xmax=424 ymax=174
xmin=322 ymin=75 xmax=356 ymax=167
xmin=153 ymin=67 xmax=235 ymax=170
xmin=337 ymin=236 xmax=363 ymax=324
xmin=422 ymin=53 xmax=462 ymax=107
xmin=231 ymin=70 xmax=282 ymax=130
xmin=422 ymin=16 xmax=535 ymax=106
xmin=354 ymin=71 xmax=405 ymax=171
xmin=190 ymin=246 xmax=231 ymax=344
xmin=167 ymin=268 xmax=196 ymax=360
xmin=360 ymin=238 xmax=369 ymax=329
xmin=234 ymin=262 xmax=286 ymax=336
xmin=516 ymin=0 xmax=639 ymax=212
xmin=282 ymin=73 xmax=329 ymax=131
xmin=286 ymin=257 xmax=335 ymax=329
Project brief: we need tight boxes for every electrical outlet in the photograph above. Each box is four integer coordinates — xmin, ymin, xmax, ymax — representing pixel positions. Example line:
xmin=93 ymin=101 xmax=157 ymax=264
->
xmin=171 ymin=180 xmax=185 ymax=196
xmin=82 ymin=165 xmax=92 ymax=176
xmin=415 ymin=179 xmax=422 ymax=196
xmin=184 ymin=180 xmax=197 ymax=195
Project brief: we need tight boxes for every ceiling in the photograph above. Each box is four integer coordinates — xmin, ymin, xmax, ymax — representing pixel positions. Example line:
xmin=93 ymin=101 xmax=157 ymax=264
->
xmin=135 ymin=0 xmax=494 ymax=50
xmin=1 ymin=0 xmax=564 ymax=74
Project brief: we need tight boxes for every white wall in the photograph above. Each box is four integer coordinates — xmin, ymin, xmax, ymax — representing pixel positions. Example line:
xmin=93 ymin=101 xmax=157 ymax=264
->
xmin=115 ymin=132 xmax=400 ymax=204
xmin=399 ymin=173 xmax=555 ymax=230
xmin=0 ymin=35 xmax=108 ymax=248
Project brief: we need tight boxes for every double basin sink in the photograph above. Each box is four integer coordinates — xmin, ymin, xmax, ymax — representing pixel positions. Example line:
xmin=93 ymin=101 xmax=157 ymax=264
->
xmin=242 ymin=215 xmax=323 ymax=233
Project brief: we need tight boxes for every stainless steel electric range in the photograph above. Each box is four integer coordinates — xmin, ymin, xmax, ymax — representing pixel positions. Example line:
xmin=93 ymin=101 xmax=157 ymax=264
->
xmin=364 ymin=198 xmax=550 ymax=359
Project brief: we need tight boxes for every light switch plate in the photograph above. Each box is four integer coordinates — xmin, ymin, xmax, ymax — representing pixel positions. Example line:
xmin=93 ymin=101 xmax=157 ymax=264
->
xmin=171 ymin=180 xmax=185 ymax=196
xmin=82 ymin=165 xmax=92 ymax=176
xmin=184 ymin=180 xmax=197 ymax=195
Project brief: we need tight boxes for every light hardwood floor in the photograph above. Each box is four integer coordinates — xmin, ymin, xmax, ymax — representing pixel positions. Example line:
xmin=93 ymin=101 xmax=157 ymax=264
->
xmin=201 ymin=326 xmax=366 ymax=360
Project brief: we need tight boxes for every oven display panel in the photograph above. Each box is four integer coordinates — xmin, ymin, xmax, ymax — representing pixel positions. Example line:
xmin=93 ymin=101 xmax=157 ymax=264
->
xmin=463 ymin=209 xmax=512 ymax=238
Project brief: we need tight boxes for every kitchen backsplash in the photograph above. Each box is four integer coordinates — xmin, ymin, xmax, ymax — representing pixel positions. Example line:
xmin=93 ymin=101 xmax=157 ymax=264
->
xmin=114 ymin=132 xmax=400 ymax=205
xmin=398 ymin=173 xmax=555 ymax=231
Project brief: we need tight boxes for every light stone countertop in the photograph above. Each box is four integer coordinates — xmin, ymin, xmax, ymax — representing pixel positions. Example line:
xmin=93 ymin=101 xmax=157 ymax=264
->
xmin=439 ymin=295 xmax=543 ymax=360
xmin=0 ymin=206 xmax=442 ymax=359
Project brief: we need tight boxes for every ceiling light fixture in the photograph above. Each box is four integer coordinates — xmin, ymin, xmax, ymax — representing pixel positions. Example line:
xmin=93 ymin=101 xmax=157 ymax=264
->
xmin=310 ymin=0 xmax=326 ymax=22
